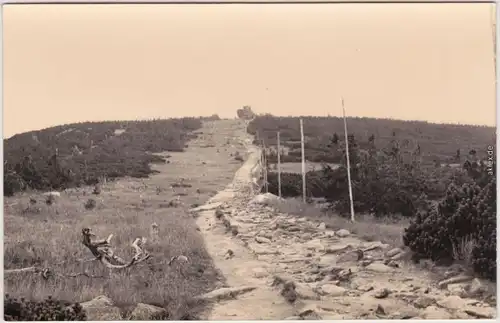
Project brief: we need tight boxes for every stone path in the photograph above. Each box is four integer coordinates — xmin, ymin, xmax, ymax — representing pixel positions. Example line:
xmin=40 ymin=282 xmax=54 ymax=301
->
xmin=191 ymin=120 xmax=496 ymax=320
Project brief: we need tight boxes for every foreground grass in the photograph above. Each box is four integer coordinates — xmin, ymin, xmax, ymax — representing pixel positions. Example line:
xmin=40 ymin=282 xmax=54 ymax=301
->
xmin=4 ymin=121 xmax=246 ymax=319
xmin=270 ymin=197 xmax=410 ymax=248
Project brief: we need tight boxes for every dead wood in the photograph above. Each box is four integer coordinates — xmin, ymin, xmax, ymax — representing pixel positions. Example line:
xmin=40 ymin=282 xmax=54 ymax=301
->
xmin=81 ymin=228 xmax=151 ymax=269
xmin=5 ymin=228 xmax=151 ymax=280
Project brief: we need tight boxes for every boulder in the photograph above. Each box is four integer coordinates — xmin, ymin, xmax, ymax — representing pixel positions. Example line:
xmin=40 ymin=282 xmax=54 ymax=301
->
xmin=335 ymin=229 xmax=350 ymax=237
xmin=129 ymin=303 xmax=168 ymax=320
xmin=319 ymin=284 xmax=347 ymax=297
xmin=464 ymin=306 xmax=496 ymax=319
xmin=43 ymin=191 xmax=61 ymax=198
xmin=385 ymin=248 xmax=403 ymax=258
xmin=250 ymin=193 xmax=281 ymax=206
xmin=195 ymin=286 xmax=257 ymax=301
xmin=421 ymin=306 xmax=452 ymax=319
xmin=436 ymin=295 xmax=468 ymax=310
xmin=365 ymin=263 xmax=394 ymax=273
xmin=80 ymin=295 xmax=122 ymax=321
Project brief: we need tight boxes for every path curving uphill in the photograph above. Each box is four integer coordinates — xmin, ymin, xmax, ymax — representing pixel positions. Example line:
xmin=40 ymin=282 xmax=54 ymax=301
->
xmin=193 ymin=121 xmax=296 ymax=320
xmin=191 ymin=120 xmax=496 ymax=320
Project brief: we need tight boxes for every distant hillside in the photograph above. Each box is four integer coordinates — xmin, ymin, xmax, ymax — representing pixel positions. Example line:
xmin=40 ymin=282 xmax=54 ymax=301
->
xmin=247 ymin=115 xmax=496 ymax=164
xmin=4 ymin=118 xmax=203 ymax=196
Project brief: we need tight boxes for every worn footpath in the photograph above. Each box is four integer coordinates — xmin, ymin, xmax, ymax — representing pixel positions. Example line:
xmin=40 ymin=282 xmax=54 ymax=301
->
xmin=191 ymin=120 xmax=496 ymax=320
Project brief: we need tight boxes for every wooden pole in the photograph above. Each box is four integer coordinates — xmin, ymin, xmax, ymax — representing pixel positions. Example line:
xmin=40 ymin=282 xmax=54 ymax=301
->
xmin=277 ymin=131 xmax=282 ymax=198
xmin=342 ymin=97 xmax=355 ymax=222
xmin=300 ymin=119 xmax=306 ymax=203
xmin=263 ymin=140 xmax=268 ymax=193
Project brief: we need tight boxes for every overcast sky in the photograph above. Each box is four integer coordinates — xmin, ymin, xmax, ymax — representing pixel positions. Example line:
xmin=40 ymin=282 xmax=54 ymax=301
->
xmin=3 ymin=3 xmax=497 ymax=137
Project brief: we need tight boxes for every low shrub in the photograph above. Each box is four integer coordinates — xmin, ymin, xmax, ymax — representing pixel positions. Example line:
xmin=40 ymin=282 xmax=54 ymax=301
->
xmin=45 ymin=195 xmax=55 ymax=206
xmin=4 ymin=295 xmax=87 ymax=321
xmin=265 ymin=171 xmax=325 ymax=198
xmin=84 ymin=198 xmax=97 ymax=210
xmin=403 ymin=176 xmax=496 ymax=280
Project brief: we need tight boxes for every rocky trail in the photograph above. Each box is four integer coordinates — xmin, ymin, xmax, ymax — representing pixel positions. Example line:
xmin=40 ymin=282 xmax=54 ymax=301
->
xmin=190 ymin=120 xmax=497 ymax=320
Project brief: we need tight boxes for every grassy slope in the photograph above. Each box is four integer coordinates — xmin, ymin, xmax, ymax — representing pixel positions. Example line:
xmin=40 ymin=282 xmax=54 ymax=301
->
xmin=4 ymin=118 xmax=203 ymax=196
xmin=248 ymin=115 xmax=496 ymax=163
xmin=3 ymin=118 xmax=244 ymax=319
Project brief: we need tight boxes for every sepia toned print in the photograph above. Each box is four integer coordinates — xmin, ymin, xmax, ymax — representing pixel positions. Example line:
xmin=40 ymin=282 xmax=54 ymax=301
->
xmin=3 ymin=3 xmax=497 ymax=320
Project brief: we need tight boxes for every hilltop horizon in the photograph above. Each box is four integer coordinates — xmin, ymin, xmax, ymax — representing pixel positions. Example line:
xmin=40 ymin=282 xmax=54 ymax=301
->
xmin=4 ymin=111 xmax=496 ymax=140
xmin=4 ymin=114 xmax=496 ymax=140
xmin=4 ymin=4 xmax=496 ymax=138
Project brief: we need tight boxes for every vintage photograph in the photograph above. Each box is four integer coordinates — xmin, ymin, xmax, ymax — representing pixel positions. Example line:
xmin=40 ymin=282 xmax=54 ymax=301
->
xmin=3 ymin=3 xmax=497 ymax=320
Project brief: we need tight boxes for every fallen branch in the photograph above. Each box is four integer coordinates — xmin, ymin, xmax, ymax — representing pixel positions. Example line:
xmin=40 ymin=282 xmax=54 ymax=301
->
xmin=81 ymin=228 xmax=151 ymax=269
xmin=5 ymin=229 xmax=152 ymax=280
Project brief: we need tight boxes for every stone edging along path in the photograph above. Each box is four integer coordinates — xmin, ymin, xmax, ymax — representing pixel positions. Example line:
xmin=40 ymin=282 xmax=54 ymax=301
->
xmin=191 ymin=122 xmax=497 ymax=320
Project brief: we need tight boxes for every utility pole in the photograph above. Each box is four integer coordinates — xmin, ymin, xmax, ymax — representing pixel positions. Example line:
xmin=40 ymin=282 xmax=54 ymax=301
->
xmin=263 ymin=139 xmax=268 ymax=193
xmin=277 ymin=131 xmax=282 ymax=198
xmin=300 ymin=119 xmax=306 ymax=203
xmin=342 ymin=97 xmax=355 ymax=222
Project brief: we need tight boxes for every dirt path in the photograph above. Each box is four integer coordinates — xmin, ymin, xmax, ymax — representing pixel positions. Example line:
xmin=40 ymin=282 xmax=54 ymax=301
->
xmin=191 ymin=120 xmax=496 ymax=320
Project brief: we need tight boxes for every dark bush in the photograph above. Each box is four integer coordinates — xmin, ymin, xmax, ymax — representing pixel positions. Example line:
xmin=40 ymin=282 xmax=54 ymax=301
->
xmin=469 ymin=178 xmax=496 ymax=280
xmin=4 ymin=295 xmax=87 ymax=321
xmin=265 ymin=171 xmax=325 ymax=198
xmin=403 ymin=176 xmax=496 ymax=280
xmin=84 ymin=198 xmax=97 ymax=210
xmin=266 ymin=172 xmax=301 ymax=197
xmin=45 ymin=194 xmax=55 ymax=205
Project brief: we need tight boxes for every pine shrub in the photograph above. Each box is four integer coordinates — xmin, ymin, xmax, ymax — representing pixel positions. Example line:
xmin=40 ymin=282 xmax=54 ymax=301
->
xmin=403 ymin=176 xmax=496 ymax=280
xmin=4 ymin=295 xmax=87 ymax=321
xmin=84 ymin=198 xmax=97 ymax=210
xmin=265 ymin=172 xmax=325 ymax=198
